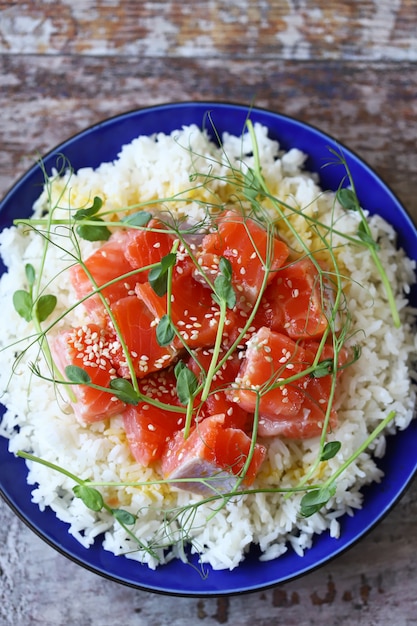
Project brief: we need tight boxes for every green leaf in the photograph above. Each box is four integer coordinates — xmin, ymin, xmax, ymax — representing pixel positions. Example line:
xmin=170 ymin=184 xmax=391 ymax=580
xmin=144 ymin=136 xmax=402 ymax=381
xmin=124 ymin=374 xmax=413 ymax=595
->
xmin=148 ymin=252 xmax=177 ymax=297
xmin=300 ymin=485 xmax=336 ymax=517
xmin=357 ymin=221 xmax=379 ymax=250
xmin=213 ymin=256 xmax=236 ymax=309
xmin=111 ymin=508 xmax=137 ymax=525
xmin=76 ymin=219 xmax=111 ymax=242
xmin=35 ymin=294 xmax=57 ymax=322
xmin=156 ymin=314 xmax=175 ymax=346
xmin=109 ymin=378 xmax=140 ymax=405
xmin=243 ymin=168 xmax=259 ymax=201
xmin=320 ymin=441 xmax=342 ymax=461
xmin=218 ymin=256 xmax=232 ymax=281
xmin=336 ymin=187 xmax=358 ymax=211
xmin=65 ymin=365 xmax=91 ymax=384
xmin=13 ymin=290 xmax=33 ymax=322
xmin=73 ymin=484 xmax=104 ymax=511
xmin=121 ymin=211 xmax=152 ymax=227
xmin=73 ymin=196 xmax=103 ymax=220
xmin=311 ymin=359 xmax=333 ymax=378
xmin=25 ymin=263 xmax=36 ymax=287
xmin=174 ymin=361 xmax=198 ymax=405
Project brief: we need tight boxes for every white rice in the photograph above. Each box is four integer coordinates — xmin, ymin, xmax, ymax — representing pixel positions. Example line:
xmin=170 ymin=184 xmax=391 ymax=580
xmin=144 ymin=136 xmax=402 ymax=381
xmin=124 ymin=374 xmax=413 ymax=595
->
xmin=0 ymin=123 xmax=416 ymax=571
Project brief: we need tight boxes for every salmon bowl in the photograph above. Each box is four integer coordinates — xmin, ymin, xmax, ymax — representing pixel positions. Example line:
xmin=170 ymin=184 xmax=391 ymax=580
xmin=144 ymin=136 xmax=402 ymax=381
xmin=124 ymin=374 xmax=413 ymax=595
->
xmin=0 ymin=101 xmax=416 ymax=596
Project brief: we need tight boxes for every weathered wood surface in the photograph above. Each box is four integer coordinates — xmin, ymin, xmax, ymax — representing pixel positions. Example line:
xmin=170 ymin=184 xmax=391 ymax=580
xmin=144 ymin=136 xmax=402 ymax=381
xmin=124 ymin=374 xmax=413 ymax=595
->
xmin=1 ymin=56 xmax=417 ymax=219
xmin=1 ymin=0 xmax=417 ymax=61
xmin=1 ymin=2 xmax=417 ymax=625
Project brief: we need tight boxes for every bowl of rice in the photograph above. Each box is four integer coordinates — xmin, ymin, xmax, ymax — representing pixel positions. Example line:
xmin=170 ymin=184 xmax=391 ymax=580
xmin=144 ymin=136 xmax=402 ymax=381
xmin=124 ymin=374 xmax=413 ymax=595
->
xmin=0 ymin=102 xmax=416 ymax=596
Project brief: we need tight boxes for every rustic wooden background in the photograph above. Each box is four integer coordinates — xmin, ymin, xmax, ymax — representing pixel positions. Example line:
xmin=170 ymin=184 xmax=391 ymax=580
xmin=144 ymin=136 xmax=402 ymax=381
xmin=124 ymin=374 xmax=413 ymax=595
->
xmin=1 ymin=1 xmax=417 ymax=624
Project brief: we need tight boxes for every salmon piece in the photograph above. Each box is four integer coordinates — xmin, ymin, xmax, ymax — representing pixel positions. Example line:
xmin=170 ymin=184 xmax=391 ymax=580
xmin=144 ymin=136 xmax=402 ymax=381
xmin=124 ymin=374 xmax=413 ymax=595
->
xmin=257 ymin=408 xmax=337 ymax=439
xmin=123 ymin=368 xmax=185 ymax=466
xmin=135 ymin=272 xmax=239 ymax=351
xmin=198 ymin=210 xmax=289 ymax=307
xmin=161 ymin=414 xmax=266 ymax=495
xmin=231 ymin=327 xmax=309 ymax=419
xmin=110 ymin=295 xmax=176 ymax=378
xmin=70 ymin=230 xmax=137 ymax=321
xmin=125 ymin=219 xmax=175 ymax=278
xmin=187 ymin=349 xmax=251 ymax=430
xmin=254 ymin=257 xmax=330 ymax=339
xmin=233 ymin=328 xmax=347 ymax=439
xmin=51 ymin=324 xmax=125 ymax=424
xmin=256 ymin=366 xmax=339 ymax=439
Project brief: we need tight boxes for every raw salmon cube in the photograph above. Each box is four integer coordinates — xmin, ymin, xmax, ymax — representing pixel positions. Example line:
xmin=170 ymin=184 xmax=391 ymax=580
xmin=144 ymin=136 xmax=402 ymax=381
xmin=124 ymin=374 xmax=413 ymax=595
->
xmin=161 ymin=414 xmax=266 ymax=495
xmin=51 ymin=324 xmax=125 ymax=424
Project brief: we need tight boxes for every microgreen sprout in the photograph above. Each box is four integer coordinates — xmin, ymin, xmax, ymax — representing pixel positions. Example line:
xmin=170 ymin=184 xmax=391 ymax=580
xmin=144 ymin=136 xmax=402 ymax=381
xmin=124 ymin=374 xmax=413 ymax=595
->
xmin=299 ymin=410 xmax=396 ymax=516
xmin=17 ymin=450 xmax=157 ymax=557
xmin=13 ymin=263 xmax=57 ymax=325
xmin=148 ymin=252 xmax=177 ymax=297
xmin=329 ymin=149 xmax=401 ymax=328
xmin=73 ymin=196 xmax=111 ymax=242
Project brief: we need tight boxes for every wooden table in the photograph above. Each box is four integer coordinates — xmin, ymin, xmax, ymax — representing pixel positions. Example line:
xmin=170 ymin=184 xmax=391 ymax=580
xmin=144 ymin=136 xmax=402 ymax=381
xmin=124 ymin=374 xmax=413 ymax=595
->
xmin=1 ymin=2 xmax=417 ymax=624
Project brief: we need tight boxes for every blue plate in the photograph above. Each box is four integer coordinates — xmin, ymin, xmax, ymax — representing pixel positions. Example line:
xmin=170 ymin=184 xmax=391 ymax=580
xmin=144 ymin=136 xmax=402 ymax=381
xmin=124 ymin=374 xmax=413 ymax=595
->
xmin=1 ymin=102 xmax=417 ymax=596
